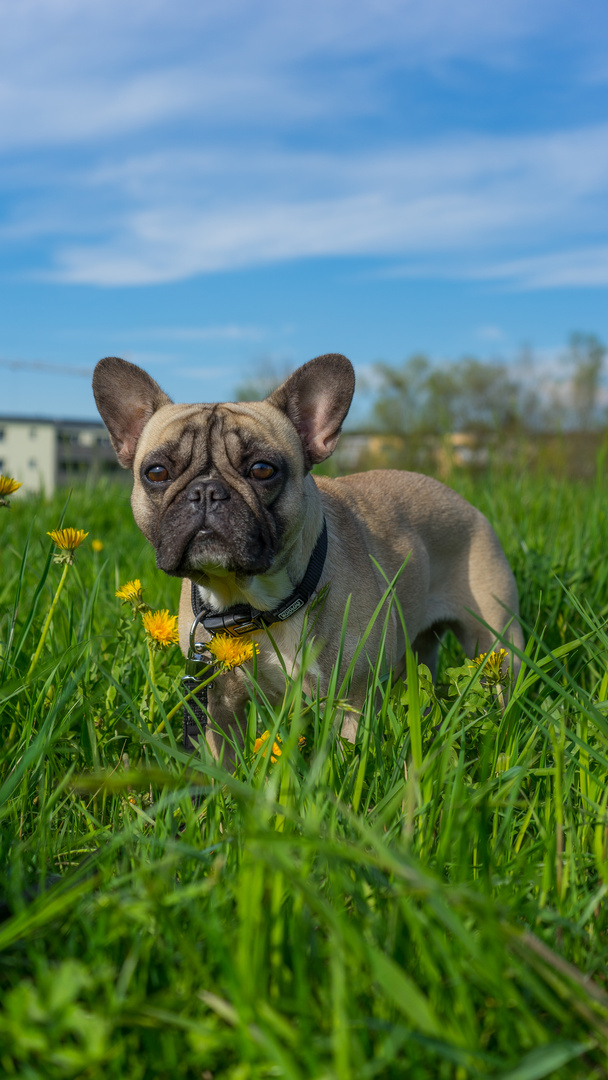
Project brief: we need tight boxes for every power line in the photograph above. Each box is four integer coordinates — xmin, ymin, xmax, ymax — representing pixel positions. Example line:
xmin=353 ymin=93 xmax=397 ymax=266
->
xmin=0 ymin=357 xmax=93 ymax=378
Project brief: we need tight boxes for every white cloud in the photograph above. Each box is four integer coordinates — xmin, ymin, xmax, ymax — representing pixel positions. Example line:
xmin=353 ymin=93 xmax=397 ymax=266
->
xmin=0 ymin=0 xmax=569 ymax=148
xmin=21 ymin=124 xmax=606 ymax=285
xmin=473 ymin=246 xmax=608 ymax=289
xmin=1 ymin=0 xmax=606 ymax=290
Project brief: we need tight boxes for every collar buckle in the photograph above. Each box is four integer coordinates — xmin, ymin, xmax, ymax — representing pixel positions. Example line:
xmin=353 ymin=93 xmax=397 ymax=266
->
xmin=203 ymin=611 xmax=264 ymax=638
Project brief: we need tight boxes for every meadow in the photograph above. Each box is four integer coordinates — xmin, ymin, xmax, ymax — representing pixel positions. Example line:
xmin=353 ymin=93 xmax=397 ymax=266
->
xmin=2 ymin=465 xmax=608 ymax=1079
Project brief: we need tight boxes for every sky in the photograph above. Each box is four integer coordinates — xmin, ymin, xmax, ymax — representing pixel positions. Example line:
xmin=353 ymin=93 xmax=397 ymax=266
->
xmin=1 ymin=0 xmax=608 ymax=421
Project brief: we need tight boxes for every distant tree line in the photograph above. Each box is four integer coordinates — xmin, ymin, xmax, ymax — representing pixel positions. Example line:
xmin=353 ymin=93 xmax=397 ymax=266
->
xmin=368 ymin=333 xmax=607 ymax=437
xmin=236 ymin=332 xmax=607 ymax=437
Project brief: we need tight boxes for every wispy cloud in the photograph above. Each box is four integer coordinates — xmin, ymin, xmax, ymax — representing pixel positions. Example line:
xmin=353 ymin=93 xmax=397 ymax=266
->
xmin=0 ymin=0 xmax=564 ymax=148
xmin=472 ymin=246 xmax=608 ymax=289
xmin=1 ymin=0 xmax=607 ymax=290
xmin=19 ymin=125 xmax=605 ymax=285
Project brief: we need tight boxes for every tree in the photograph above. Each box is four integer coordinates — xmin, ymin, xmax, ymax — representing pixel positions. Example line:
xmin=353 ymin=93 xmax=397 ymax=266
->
xmin=565 ymin=333 xmax=606 ymax=430
xmin=371 ymin=354 xmax=524 ymax=436
xmin=371 ymin=354 xmax=431 ymax=434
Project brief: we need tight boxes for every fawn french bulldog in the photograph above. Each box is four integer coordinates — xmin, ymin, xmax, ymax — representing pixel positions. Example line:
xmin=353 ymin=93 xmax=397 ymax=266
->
xmin=93 ymin=353 xmax=522 ymax=759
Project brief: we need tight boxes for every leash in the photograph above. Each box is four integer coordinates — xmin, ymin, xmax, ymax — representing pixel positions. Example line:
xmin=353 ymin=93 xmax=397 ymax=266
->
xmin=182 ymin=518 xmax=328 ymax=752
xmin=181 ymin=615 xmax=216 ymax=752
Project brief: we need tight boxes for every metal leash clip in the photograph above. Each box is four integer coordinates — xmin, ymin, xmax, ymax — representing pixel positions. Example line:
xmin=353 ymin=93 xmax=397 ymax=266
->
xmin=182 ymin=648 xmax=215 ymax=695
xmin=183 ymin=611 xmax=216 ymax=695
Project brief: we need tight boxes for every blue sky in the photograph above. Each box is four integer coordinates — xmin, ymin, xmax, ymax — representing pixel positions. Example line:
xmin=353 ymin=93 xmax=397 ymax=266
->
xmin=1 ymin=0 xmax=608 ymax=420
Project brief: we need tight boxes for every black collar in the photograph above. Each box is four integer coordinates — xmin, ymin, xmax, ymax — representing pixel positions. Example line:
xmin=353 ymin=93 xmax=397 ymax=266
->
xmin=190 ymin=518 xmax=328 ymax=638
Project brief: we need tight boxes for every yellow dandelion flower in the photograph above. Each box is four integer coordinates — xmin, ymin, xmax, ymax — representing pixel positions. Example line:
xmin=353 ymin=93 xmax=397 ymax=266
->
xmin=47 ymin=527 xmax=88 ymax=564
xmin=116 ymin=579 xmax=149 ymax=616
xmin=0 ymin=475 xmax=22 ymax=505
xmin=27 ymin=526 xmax=87 ymax=672
xmin=469 ymin=648 xmax=510 ymax=686
xmin=207 ymin=633 xmax=259 ymax=671
xmin=116 ymin=579 xmax=144 ymax=603
xmin=253 ymin=730 xmax=306 ymax=764
xmin=91 ymin=539 xmax=104 ymax=552
xmin=47 ymin=527 xmax=88 ymax=550
xmin=254 ymin=730 xmax=283 ymax=763
xmin=141 ymin=608 xmax=179 ymax=648
xmin=469 ymin=652 xmax=486 ymax=669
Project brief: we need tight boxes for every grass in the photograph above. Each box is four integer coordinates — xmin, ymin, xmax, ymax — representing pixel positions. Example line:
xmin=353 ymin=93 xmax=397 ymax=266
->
xmin=2 ymin=468 xmax=608 ymax=1078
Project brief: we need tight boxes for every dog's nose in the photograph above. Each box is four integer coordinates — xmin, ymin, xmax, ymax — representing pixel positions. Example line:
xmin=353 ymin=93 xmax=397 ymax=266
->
xmin=186 ymin=478 xmax=229 ymax=505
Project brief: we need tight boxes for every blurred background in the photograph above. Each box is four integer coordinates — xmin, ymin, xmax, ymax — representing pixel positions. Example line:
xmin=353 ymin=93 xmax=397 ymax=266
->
xmin=1 ymin=0 xmax=608 ymax=489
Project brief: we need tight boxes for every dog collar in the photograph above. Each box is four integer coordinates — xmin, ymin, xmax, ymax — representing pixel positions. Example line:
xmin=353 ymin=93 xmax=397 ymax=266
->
xmin=189 ymin=517 xmax=328 ymax=639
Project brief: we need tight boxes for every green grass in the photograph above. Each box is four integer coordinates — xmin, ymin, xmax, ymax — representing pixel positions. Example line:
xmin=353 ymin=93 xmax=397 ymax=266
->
xmin=3 ymin=469 xmax=608 ymax=1078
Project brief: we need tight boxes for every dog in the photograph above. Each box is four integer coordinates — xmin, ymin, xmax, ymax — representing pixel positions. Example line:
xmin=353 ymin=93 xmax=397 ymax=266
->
xmin=93 ymin=352 xmax=523 ymax=760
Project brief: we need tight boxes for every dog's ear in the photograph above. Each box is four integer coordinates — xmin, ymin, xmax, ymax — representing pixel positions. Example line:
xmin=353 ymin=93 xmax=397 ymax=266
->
xmin=267 ymin=353 xmax=355 ymax=468
xmin=93 ymin=357 xmax=172 ymax=469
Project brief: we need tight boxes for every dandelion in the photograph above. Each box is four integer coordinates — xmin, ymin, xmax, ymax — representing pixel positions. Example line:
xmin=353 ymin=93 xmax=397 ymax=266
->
xmin=469 ymin=648 xmax=510 ymax=688
xmin=254 ymin=730 xmax=283 ymax=763
xmin=254 ymin=730 xmax=305 ymax=764
xmin=47 ymin=527 xmax=88 ymax=565
xmin=142 ymin=609 xmax=179 ymax=648
xmin=116 ymin=578 xmax=150 ymax=617
xmin=0 ymin=475 xmax=22 ymax=508
xmin=115 ymin=578 xmax=144 ymax=609
xmin=91 ymin=539 xmax=104 ymax=552
xmin=141 ymin=608 xmax=179 ymax=731
xmin=116 ymin=579 xmax=143 ymax=603
xmin=207 ymin=634 xmax=259 ymax=671
xmin=27 ymin=527 xmax=88 ymax=677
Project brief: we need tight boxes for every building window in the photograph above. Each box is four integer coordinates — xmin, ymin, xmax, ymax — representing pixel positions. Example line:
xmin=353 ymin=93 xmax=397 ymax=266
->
xmin=0 ymin=428 xmax=4 ymax=441
xmin=0 ymin=459 xmax=4 ymax=470
xmin=29 ymin=459 xmax=37 ymax=468
xmin=30 ymin=427 xmax=37 ymax=438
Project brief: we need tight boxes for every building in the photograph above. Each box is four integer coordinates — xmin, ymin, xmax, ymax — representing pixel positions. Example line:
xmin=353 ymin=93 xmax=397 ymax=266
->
xmin=0 ymin=416 xmax=123 ymax=496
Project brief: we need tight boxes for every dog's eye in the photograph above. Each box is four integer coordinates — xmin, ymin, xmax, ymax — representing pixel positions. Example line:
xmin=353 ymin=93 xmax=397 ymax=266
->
xmin=249 ymin=462 xmax=276 ymax=481
xmin=145 ymin=465 xmax=169 ymax=483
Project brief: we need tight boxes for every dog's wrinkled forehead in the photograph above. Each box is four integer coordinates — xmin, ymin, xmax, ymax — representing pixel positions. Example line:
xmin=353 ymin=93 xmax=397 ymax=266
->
xmin=134 ymin=399 xmax=304 ymax=476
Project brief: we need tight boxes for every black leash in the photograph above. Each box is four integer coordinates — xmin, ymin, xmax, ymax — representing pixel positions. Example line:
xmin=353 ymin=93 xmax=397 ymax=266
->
xmin=181 ymin=623 xmax=215 ymax=752
xmin=182 ymin=518 xmax=328 ymax=752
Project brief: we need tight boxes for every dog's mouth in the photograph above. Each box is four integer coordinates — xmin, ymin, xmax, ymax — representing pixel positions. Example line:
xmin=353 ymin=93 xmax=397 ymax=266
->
xmin=155 ymin=523 xmax=275 ymax=580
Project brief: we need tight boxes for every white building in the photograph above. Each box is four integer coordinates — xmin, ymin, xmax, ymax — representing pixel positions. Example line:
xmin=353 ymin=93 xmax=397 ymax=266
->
xmin=0 ymin=416 xmax=122 ymax=496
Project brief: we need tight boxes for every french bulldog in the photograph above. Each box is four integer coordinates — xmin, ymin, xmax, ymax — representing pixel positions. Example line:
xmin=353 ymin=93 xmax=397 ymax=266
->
xmin=93 ymin=353 xmax=523 ymax=760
